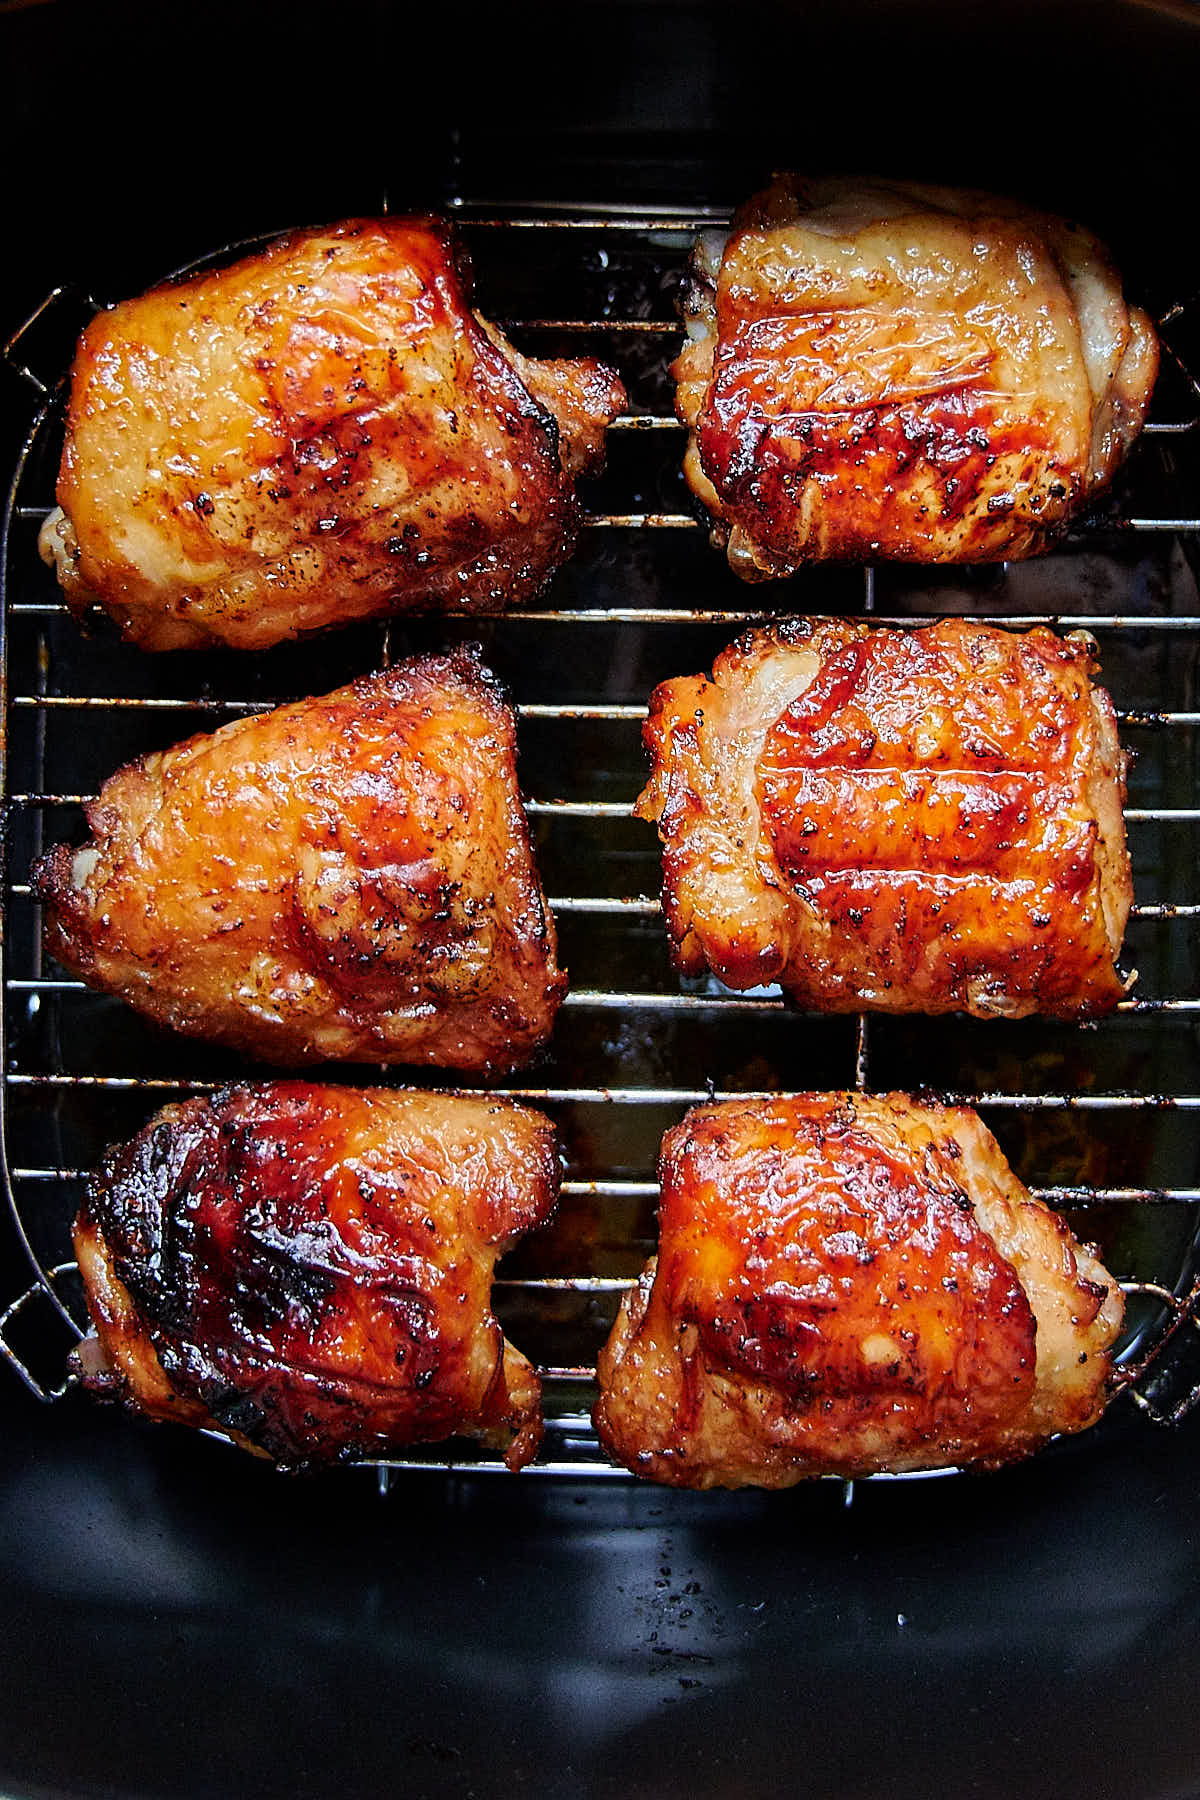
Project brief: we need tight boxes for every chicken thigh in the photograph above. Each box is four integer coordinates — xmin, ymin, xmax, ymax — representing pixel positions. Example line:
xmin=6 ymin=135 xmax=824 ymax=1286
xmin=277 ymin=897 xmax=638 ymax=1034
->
xmin=33 ymin=648 xmax=566 ymax=1071
xmin=635 ymin=617 xmax=1132 ymax=1021
xmin=39 ymin=215 xmax=626 ymax=650
xmin=674 ymin=176 xmax=1158 ymax=575
xmin=72 ymin=1082 xmax=560 ymax=1469
xmin=594 ymin=1092 xmax=1124 ymax=1487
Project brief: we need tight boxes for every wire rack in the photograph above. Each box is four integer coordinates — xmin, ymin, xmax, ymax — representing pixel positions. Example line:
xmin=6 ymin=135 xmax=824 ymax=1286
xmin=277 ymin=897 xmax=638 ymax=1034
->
xmin=3 ymin=189 xmax=1200 ymax=1485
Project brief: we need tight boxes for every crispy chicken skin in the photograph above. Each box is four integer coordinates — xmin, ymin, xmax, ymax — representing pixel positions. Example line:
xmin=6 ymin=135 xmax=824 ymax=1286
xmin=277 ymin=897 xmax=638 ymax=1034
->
xmin=674 ymin=176 xmax=1158 ymax=575
xmin=38 ymin=216 xmax=626 ymax=651
xmin=635 ymin=617 xmax=1132 ymax=1021
xmin=32 ymin=648 xmax=566 ymax=1071
xmin=594 ymin=1093 xmax=1124 ymax=1488
xmin=71 ymin=1082 xmax=560 ymax=1469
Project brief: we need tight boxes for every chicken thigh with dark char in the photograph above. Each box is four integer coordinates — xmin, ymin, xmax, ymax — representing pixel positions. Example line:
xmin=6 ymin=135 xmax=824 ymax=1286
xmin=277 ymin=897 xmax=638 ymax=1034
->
xmin=72 ymin=1082 xmax=561 ymax=1469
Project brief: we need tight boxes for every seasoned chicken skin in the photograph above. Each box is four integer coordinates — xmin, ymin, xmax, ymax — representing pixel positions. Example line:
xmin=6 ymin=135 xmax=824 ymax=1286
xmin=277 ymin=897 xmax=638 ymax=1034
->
xmin=71 ymin=1082 xmax=560 ymax=1469
xmin=38 ymin=215 xmax=626 ymax=651
xmin=635 ymin=617 xmax=1132 ymax=1021
xmin=674 ymin=176 xmax=1158 ymax=575
xmin=594 ymin=1093 xmax=1124 ymax=1488
xmin=32 ymin=648 xmax=566 ymax=1071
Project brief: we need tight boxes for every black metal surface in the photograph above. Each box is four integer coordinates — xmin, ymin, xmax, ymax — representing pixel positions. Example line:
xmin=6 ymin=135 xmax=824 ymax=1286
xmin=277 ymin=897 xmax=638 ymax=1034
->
xmin=4 ymin=1382 xmax=1200 ymax=1800
xmin=4 ymin=0 xmax=1200 ymax=1794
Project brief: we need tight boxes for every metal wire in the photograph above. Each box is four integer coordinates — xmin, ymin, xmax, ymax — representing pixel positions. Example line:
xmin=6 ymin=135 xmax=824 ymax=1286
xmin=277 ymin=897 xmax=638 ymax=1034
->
xmin=2 ymin=205 xmax=1199 ymax=1479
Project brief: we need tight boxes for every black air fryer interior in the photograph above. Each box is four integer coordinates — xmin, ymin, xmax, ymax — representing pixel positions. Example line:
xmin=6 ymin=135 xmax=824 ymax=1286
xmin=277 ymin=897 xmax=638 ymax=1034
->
xmin=3 ymin=4 xmax=1200 ymax=1796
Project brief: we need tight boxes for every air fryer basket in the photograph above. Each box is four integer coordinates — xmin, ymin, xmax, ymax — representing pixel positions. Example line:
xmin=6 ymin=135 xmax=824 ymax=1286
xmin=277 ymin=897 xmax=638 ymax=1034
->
xmin=6 ymin=6 xmax=1200 ymax=1800
xmin=5 ymin=133 xmax=1200 ymax=1479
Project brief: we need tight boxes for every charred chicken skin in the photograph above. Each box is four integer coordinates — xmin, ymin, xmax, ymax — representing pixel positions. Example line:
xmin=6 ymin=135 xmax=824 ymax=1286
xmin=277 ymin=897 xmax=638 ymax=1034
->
xmin=72 ymin=1082 xmax=560 ymax=1469
xmin=635 ymin=617 xmax=1132 ymax=1021
xmin=38 ymin=215 xmax=627 ymax=651
xmin=594 ymin=1092 xmax=1124 ymax=1488
xmin=32 ymin=648 xmax=566 ymax=1071
xmin=674 ymin=175 xmax=1158 ymax=576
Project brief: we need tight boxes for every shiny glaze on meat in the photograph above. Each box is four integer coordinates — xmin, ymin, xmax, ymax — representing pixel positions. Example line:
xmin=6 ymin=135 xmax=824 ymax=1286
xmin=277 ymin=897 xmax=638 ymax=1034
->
xmin=39 ymin=216 xmax=626 ymax=650
xmin=33 ymin=648 xmax=566 ymax=1070
xmin=72 ymin=1082 xmax=560 ymax=1469
xmin=635 ymin=617 xmax=1132 ymax=1020
xmin=594 ymin=1093 xmax=1123 ymax=1488
xmin=674 ymin=176 xmax=1158 ymax=576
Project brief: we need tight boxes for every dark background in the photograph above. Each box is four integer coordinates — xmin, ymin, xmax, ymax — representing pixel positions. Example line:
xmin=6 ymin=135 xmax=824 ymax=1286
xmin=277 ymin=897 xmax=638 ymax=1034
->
xmin=5 ymin=0 xmax=1200 ymax=325
xmin=4 ymin=3 xmax=1200 ymax=1795
xmin=5 ymin=1384 xmax=1200 ymax=1800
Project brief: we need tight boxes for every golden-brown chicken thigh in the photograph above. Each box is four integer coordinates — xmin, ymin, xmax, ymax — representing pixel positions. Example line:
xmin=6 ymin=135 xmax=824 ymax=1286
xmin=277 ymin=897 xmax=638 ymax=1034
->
xmin=32 ymin=648 xmax=566 ymax=1070
xmin=594 ymin=1093 xmax=1124 ymax=1488
xmin=72 ymin=1082 xmax=560 ymax=1469
xmin=635 ymin=617 xmax=1132 ymax=1021
xmin=674 ymin=176 xmax=1158 ymax=575
xmin=39 ymin=216 xmax=627 ymax=650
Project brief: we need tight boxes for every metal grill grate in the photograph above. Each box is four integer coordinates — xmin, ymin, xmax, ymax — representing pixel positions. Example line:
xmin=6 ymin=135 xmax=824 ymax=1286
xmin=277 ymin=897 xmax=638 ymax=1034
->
xmin=3 ymin=195 xmax=1200 ymax=1482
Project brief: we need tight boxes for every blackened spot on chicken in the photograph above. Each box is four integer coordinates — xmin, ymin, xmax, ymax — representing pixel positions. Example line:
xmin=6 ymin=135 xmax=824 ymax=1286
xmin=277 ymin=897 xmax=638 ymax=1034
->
xmin=203 ymin=1384 xmax=270 ymax=1442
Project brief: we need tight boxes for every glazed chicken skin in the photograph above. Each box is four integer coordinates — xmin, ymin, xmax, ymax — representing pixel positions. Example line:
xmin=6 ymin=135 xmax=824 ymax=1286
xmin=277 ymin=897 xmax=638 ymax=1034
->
xmin=38 ymin=215 xmax=626 ymax=651
xmin=674 ymin=175 xmax=1158 ymax=576
xmin=594 ymin=1093 xmax=1124 ymax=1488
xmin=32 ymin=648 xmax=566 ymax=1071
xmin=635 ymin=617 xmax=1132 ymax=1021
xmin=72 ymin=1082 xmax=560 ymax=1469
